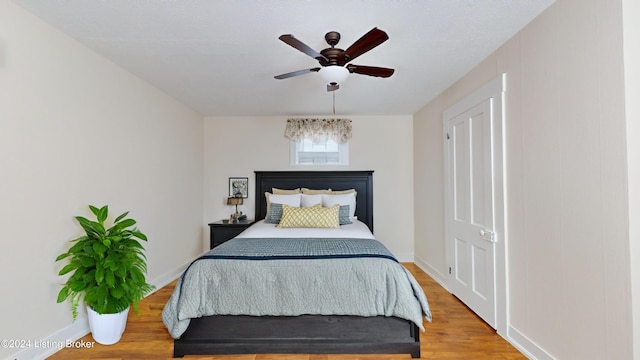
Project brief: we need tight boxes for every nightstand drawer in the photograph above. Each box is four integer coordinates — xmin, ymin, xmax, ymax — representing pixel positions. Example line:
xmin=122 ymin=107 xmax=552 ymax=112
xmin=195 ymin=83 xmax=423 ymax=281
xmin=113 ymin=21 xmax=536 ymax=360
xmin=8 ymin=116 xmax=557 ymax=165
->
xmin=208 ymin=219 xmax=254 ymax=249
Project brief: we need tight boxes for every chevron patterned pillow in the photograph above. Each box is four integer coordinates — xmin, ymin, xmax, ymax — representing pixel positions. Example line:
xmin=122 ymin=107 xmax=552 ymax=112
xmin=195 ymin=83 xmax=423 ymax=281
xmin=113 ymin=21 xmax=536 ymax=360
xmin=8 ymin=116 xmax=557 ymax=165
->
xmin=277 ymin=204 xmax=340 ymax=228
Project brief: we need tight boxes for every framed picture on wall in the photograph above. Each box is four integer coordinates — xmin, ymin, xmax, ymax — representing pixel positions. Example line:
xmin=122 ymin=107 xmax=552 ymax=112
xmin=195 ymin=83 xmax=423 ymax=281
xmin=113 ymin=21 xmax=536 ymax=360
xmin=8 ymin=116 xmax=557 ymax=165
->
xmin=229 ymin=177 xmax=249 ymax=198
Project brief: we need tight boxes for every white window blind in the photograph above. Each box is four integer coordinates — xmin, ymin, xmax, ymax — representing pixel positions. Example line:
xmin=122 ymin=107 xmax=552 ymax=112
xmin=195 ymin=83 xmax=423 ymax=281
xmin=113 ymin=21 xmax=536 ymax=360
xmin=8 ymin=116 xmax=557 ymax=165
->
xmin=290 ymin=138 xmax=348 ymax=165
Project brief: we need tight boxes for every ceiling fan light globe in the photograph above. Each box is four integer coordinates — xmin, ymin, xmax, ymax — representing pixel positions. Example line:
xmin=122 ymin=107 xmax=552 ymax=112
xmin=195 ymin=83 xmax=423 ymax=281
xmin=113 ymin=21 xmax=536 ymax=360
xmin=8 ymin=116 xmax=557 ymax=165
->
xmin=319 ymin=66 xmax=349 ymax=85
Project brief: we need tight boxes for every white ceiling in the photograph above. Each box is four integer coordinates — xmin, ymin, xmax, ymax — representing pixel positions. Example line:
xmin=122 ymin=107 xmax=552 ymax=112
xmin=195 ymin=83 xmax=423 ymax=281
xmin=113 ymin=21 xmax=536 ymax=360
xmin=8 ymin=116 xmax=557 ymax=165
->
xmin=13 ymin=0 xmax=555 ymax=116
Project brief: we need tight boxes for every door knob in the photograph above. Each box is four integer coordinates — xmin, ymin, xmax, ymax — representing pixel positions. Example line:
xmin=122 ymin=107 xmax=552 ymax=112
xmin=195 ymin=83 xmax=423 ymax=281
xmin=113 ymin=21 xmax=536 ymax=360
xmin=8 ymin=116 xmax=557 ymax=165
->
xmin=479 ymin=229 xmax=496 ymax=243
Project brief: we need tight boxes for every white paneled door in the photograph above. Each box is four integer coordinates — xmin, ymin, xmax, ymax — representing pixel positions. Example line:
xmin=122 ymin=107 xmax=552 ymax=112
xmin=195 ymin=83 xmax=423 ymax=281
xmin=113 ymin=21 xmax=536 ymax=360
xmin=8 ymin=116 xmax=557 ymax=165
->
xmin=444 ymin=75 xmax=506 ymax=331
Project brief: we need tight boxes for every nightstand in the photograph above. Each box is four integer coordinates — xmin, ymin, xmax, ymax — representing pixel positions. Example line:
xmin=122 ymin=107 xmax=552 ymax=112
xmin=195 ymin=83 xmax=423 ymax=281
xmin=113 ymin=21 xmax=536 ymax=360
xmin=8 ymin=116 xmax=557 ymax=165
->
xmin=208 ymin=219 xmax=254 ymax=249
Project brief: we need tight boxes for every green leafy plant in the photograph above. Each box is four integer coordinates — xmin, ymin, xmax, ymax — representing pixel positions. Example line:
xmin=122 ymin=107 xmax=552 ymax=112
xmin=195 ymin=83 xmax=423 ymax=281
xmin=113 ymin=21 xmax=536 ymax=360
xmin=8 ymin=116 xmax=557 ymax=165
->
xmin=56 ymin=205 xmax=155 ymax=320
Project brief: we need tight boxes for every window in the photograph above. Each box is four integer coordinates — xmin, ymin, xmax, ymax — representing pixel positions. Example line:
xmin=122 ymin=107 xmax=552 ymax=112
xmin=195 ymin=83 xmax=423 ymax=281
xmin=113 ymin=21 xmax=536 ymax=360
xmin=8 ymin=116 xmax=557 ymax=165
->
xmin=290 ymin=138 xmax=349 ymax=165
xmin=284 ymin=118 xmax=352 ymax=166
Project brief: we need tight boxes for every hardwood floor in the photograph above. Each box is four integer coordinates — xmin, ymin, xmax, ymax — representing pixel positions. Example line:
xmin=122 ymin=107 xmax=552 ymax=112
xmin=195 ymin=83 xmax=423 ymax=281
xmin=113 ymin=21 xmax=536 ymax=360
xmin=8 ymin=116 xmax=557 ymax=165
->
xmin=48 ymin=263 xmax=525 ymax=360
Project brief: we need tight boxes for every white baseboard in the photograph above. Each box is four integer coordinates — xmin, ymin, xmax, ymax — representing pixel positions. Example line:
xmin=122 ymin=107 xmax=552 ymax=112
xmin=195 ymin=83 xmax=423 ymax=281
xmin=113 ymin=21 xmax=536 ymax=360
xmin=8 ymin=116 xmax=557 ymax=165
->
xmin=413 ymin=255 xmax=449 ymax=291
xmin=149 ymin=260 xmax=190 ymax=293
xmin=7 ymin=316 xmax=90 ymax=360
xmin=5 ymin=259 xmax=192 ymax=360
xmin=507 ymin=325 xmax=556 ymax=360
xmin=411 ymin=256 xmax=554 ymax=360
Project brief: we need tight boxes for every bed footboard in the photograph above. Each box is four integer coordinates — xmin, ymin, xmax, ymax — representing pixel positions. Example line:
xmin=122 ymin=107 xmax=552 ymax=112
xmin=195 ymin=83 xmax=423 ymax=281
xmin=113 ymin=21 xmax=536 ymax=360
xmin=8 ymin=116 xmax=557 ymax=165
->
xmin=173 ymin=315 xmax=420 ymax=358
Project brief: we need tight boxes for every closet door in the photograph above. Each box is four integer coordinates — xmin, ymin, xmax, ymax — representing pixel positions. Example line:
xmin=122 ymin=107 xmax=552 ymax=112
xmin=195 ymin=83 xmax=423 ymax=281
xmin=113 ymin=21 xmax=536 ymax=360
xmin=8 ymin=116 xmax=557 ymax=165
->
xmin=443 ymin=74 xmax=506 ymax=332
xmin=445 ymin=98 xmax=496 ymax=328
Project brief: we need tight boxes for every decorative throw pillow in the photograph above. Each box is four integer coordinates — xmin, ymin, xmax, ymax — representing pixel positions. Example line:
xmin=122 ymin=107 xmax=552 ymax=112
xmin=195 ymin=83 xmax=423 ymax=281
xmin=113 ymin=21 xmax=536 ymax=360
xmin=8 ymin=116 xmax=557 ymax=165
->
xmin=277 ymin=204 xmax=340 ymax=228
xmin=265 ymin=203 xmax=320 ymax=224
xmin=339 ymin=205 xmax=352 ymax=225
xmin=301 ymin=188 xmax=333 ymax=195
xmin=264 ymin=203 xmax=284 ymax=224
xmin=272 ymin=188 xmax=301 ymax=194
xmin=332 ymin=189 xmax=357 ymax=196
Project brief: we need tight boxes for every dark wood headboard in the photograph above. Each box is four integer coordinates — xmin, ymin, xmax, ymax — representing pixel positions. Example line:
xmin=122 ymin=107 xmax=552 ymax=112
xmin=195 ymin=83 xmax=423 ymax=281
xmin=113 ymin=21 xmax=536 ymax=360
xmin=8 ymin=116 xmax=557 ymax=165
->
xmin=254 ymin=171 xmax=374 ymax=232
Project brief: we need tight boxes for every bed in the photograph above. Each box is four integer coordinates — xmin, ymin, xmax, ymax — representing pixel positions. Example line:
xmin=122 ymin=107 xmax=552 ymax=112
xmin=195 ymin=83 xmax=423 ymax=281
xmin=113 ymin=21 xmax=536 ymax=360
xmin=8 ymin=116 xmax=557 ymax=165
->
xmin=163 ymin=171 xmax=431 ymax=358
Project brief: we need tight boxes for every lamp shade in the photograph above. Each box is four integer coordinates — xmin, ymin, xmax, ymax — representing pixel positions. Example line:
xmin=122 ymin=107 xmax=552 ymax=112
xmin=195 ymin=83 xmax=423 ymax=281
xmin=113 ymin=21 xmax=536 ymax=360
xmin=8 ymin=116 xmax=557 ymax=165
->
xmin=227 ymin=197 xmax=243 ymax=206
xmin=319 ymin=66 xmax=349 ymax=84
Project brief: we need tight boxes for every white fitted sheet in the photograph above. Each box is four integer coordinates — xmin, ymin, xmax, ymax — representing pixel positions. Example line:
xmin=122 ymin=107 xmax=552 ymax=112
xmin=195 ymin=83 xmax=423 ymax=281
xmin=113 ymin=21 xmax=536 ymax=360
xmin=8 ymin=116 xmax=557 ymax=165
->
xmin=236 ymin=219 xmax=375 ymax=239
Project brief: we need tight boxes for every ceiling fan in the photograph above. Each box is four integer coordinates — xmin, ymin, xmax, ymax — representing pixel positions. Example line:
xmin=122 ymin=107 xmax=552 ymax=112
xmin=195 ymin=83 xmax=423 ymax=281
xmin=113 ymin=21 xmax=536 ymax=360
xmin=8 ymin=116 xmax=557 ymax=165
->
xmin=274 ymin=27 xmax=394 ymax=91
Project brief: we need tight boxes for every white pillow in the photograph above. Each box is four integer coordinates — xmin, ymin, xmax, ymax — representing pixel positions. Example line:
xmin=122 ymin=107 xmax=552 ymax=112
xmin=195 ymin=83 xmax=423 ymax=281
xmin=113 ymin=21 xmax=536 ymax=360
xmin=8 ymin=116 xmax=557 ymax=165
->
xmin=300 ymin=194 xmax=323 ymax=207
xmin=322 ymin=193 xmax=356 ymax=219
xmin=266 ymin=193 xmax=301 ymax=207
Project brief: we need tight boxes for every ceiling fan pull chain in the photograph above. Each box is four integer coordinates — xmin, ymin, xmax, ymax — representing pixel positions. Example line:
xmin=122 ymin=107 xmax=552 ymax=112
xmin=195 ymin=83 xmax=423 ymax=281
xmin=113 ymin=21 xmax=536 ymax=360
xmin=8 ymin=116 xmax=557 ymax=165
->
xmin=333 ymin=91 xmax=336 ymax=114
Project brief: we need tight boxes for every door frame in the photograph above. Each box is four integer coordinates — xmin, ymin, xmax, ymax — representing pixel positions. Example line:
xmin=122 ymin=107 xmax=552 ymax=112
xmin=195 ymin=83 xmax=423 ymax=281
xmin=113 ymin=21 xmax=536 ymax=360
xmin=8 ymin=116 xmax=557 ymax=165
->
xmin=443 ymin=74 xmax=507 ymax=336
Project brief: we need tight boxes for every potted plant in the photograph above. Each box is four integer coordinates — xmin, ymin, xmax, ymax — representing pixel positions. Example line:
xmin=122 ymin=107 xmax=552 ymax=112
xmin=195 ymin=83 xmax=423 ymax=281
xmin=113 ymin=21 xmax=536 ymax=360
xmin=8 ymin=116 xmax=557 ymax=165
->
xmin=56 ymin=205 xmax=155 ymax=345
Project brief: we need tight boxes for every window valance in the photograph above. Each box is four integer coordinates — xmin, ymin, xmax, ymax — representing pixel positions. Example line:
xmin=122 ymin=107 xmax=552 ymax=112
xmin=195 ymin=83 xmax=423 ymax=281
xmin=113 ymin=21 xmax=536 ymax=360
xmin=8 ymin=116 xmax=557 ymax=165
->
xmin=284 ymin=118 xmax=352 ymax=144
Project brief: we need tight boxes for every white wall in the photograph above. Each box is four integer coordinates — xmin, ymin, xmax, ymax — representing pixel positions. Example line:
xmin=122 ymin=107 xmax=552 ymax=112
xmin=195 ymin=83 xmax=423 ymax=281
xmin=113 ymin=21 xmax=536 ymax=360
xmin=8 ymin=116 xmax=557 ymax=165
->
xmin=0 ymin=1 xmax=204 ymax=359
xmin=203 ymin=116 xmax=415 ymax=260
xmin=414 ymin=0 xmax=633 ymax=358
xmin=623 ymin=1 xmax=640 ymax=358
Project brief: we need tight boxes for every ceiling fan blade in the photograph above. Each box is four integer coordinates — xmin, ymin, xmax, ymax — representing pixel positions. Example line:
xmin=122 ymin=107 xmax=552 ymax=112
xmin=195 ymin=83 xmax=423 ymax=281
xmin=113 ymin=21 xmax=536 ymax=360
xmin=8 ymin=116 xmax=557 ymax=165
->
xmin=339 ymin=28 xmax=389 ymax=64
xmin=346 ymin=64 xmax=395 ymax=78
xmin=274 ymin=68 xmax=321 ymax=80
xmin=327 ymin=83 xmax=340 ymax=92
xmin=279 ymin=34 xmax=329 ymax=62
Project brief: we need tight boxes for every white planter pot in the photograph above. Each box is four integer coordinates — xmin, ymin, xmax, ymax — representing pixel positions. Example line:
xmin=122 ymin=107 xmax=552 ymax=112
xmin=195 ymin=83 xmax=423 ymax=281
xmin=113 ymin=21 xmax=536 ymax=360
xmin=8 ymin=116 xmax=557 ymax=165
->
xmin=86 ymin=306 xmax=129 ymax=345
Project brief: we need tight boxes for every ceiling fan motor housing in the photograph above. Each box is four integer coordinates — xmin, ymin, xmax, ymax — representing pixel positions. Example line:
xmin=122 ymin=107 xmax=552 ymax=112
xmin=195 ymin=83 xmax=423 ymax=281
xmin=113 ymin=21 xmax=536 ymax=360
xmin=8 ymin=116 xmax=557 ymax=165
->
xmin=320 ymin=48 xmax=345 ymax=66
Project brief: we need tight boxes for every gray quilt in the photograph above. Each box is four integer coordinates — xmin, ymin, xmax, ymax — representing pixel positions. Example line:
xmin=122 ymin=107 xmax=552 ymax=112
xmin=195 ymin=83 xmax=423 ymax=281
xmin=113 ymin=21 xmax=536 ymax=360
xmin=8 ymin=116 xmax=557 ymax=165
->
xmin=162 ymin=237 xmax=432 ymax=339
